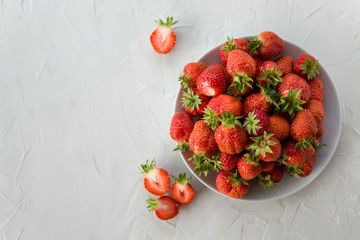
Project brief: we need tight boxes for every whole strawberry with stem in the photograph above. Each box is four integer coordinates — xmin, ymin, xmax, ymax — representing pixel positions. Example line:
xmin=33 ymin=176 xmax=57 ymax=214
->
xmin=220 ymin=36 xmax=249 ymax=64
xmin=290 ymin=109 xmax=317 ymax=148
xmin=196 ymin=63 xmax=228 ymax=97
xmin=274 ymin=55 xmax=293 ymax=76
xmin=281 ymin=139 xmax=315 ymax=166
xmin=249 ymin=132 xmax=282 ymax=162
xmin=243 ymin=109 xmax=270 ymax=136
xmin=214 ymin=112 xmax=248 ymax=155
xmin=316 ymin=122 xmax=324 ymax=140
xmin=203 ymin=94 xmax=242 ymax=131
xmin=287 ymin=154 xmax=316 ymax=178
xmin=170 ymin=112 xmax=194 ymax=153
xmin=257 ymin=165 xmax=284 ymax=189
xmin=188 ymin=120 xmax=221 ymax=176
xmin=242 ymin=92 xmax=273 ymax=118
xmin=215 ymin=170 xmax=249 ymax=199
xmin=248 ymin=31 xmax=285 ymax=59
xmin=219 ymin=152 xmax=239 ymax=171
xmin=182 ymin=87 xmax=210 ymax=117
xmin=170 ymin=173 xmax=195 ymax=205
xmin=140 ymin=159 xmax=170 ymax=196
xmin=147 ymin=196 xmax=179 ymax=220
xmin=267 ymin=114 xmax=290 ymax=141
xmin=277 ymin=73 xmax=311 ymax=102
xmin=237 ymin=152 xmax=261 ymax=180
xmin=256 ymin=61 xmax=283 ymax=87
xmin=150 ymin=16 xmax=178 ymax=54
xmin=178 ymin=62 xmax=207 ymax=89
xmin=293 ymin=54 xmax=321 ymax=81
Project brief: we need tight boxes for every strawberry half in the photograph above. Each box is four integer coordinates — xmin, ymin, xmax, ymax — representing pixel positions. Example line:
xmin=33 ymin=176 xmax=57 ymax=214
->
xmin=140 ymin=160 xmax=170 ymax=196
xmin=170 ymin=173 xmax=195 ymax=205
xmin=150 ymin=16 xmax=178 ymax=54
xmin=147 ymin=196 xmax=179 ymax=220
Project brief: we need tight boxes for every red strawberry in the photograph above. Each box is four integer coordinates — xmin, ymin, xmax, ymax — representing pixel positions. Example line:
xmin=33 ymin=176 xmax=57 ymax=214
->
xmin=219 ymin=152 xmax=239 ymax=171
xmin=237 ymin=153 xmax=261 ymax=180
xmin=170 ymin=173 xmax=195 ymax=205
xmin=298 ymin=154 xmax=316 ymax=177
xmin=215 ymin=170 xmax=249 ymax=199
xmin=282 ymin=139 xmax=314 ymax=166
xmin=178 ymin=62 xmax=207 ymax=89
xmin=305 ymin=99 xmax=324 ymax=124
xmin=244 ymin=138 xmax=255 ymax=151
xmin=196 ymin=64 xmax=228 ymax=97
xmin=147 ymin=196 xmax=179 ymax=220
xmin=203 ymin=94 xmax=242 ymax=130
xmin=316 ymin=121 xmax=324 ymax=140
xmin=220 ymin=37 xmax=249 ymax=64
xmin=290 ymin=109 xmax=317 ymax=143
xmin=243 ymin=109 xmax=270 ymax=136
xmin=308 ymin=77 xmax=323 ymax=102
xmin=249 ymin=132 xmax=282 ymax=162
xmin=243 ymin=92 xmax=272 ymax=117
xmin=274 ymin=55 xmax=293 ymax=76
xmin=293 ymin=54 xmax=320 ymax=81
xmin=140 ymin=160 xmax=170 ymax=196
xmin=267 ymin=114 xmax=290 ymax=141
xmin=227 ymin=49 xmax=257 ymax=79
xmin=150 ymin=17 xmax=178 ymax=54
xmin=182 ymin=87 xmax=211 ymax=117
xmin=248 ymin=31 xmax=285 ymax=59
xmin=260 ymin=161 xmax=276 ymax=172
xmin=170 ymin=112 xmax=194 ymax=153
xmin=214 ymin=112 xmax=248 ymax=155
xmin=258 ymin=165 xmax=284 ymax=189
xmin=188 ymin=120 xmax=220 ymax=176
xmin=255 ymin=61 xmax=283 ymax=87
xmin=227 ymin=79 xmax=254 ymax=97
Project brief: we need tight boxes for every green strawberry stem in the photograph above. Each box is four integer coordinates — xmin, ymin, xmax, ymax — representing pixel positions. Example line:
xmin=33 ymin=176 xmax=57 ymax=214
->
xmin=243 ymin=110 xmax=262 ymax=135
xmin=146 ymin=197 xmax=158 ymax=211
xmin=301 ymin=57 xmax=321 ymax=80
xmin=173 ymin=141 xmax=190 ymax=153
xmin=229 ymin=71 xmax=254 ymax=94
xmin=171 ymin=173 xmax=191 ymax=185
xmin=247 ymin=36 xmax=262 ymax=54
xmin=219 ymin=111 xmax=242 ymax=128
xmin=257 ymin=173 xmax=278 ymax=189
xmin=155 ymin=16 xmax=179 ymax=28
xmin=257 ymin=84 xmax=281 ymax=109
xmin=278 ymin=87 xmax=306 ymax=118
xmin=286 ymin=165 xmax=303 ymax=179
xmin=243 ymin=152 xmax=260 ymax=166
xmin=202 ymin=107 xmax=221 ymax=131
xmin=189 ymin=152 xmax=222 ymax=177
xmin=260 ymin=65 xmax=283 ymax=87
xmin=181 ymin=88 xmax=202 ymax=111
xmin=249 ymin=132 xmax=276 ymax=157
xmin=220 ymin=36 xmax=238 ymax=55
xmin=178 ymin=73 xmax=192 ymax=89
xmin=295 ymin=137 xmax=315 ymax=151
xmin=227 ymin=169 xmax=249 ymax=186
xmin=139 ymin=159 xmax=156 ymax=174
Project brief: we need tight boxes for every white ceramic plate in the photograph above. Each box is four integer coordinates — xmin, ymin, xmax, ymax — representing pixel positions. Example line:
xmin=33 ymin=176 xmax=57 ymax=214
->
xmin=174 ymin=36 xmax=342 ymax=202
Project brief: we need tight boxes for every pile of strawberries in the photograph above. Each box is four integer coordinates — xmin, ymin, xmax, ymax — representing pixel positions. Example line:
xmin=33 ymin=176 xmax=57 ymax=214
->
xmin=170 ymin=31 xmax=325 ymax=199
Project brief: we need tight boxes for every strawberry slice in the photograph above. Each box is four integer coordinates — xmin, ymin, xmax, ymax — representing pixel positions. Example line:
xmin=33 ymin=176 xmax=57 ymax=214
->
xmin=170 ymin=173 xmax=195 ymax=205
xmin=150 ymin=16 xmax=178 ymax=54
xmin=140 ymin=160 xmax=170 ymax=196
xmin=147 ymin=196 xmax=179 ymax=220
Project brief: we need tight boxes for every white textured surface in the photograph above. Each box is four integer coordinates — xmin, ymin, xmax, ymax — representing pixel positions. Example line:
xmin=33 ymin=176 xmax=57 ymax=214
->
xmin=0 ymin=0 xmax=359 ymax=239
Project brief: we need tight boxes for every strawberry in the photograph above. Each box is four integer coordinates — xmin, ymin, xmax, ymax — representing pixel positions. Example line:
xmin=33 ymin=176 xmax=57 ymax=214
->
xmin=140 ymin=160 xmax=170 ymax=196
xmin=255 ymin=61 xmax=283 ymax=87
xmin=215 ymin=170 xmax=249 ymax=199
xmin=305 ymin=99 xmax=324 ymax=124
xmin=150 ymin=17 xmax=178 ymax=54
xmin=260 ymin=161 xmax=276 ymax=172
xmin=220 ymin=37 xmax=249 ymax=64
xmin=248 ymin=31 xmax=285 ymax=59
xmin=316 ymin=121 xmax=324 ymax=140
xmin=251 ymin=52 xmax=265 ymax=69
xmin=170 ymin=173 xmax=195 ymax=205
xmin=237 ymin=153 xmax=261 ymax=180
xmin=257 ymin=165 xmax=284 ymax=189
xmin=281 ymin=139 xmax=314 ymax=166
xmin=227 ymin=79 xmax=254 ymax=97
xmin=196 ymin=64 xmax=228 ymax=97
xmin=293 ymin=54 xmax=321 ymax=81
xmin=170 ymin=112 xmax=194 ymax=153
xmin=203 ymin=94 xmax=242 ymax=130
xmin=308 ymin=77 xmax=323 ymax=102
xmin=290 ymin=109 xmax=317 ymax=146
xmin=243 ymin=92 xmax=272 ymax=118
xmin=298 ymin=154 xmax=316 ymax=177
xmin=147 ymin=196 xmax=179 ymax=220
xmin=214 ymin=112 xmax=248 ymax=155
xmin=274 ymin=55 xmax=293 ymax=76
xmin=243 ymin=109 xmax=270 ymax=136
xmin=181 ymin=87 xmax=211 ymax=117
xmin=188 ymin=120 xmax=221 ymax=176
xmin=249 ymin=132 xmax=282 ymax=162
xmin=178 ymin=62 xmax=207 ymax=89
xmin=219 ymin=152 xmax=239 ymax=171
xmin=267 ymin=114 xmax=290 ymax=141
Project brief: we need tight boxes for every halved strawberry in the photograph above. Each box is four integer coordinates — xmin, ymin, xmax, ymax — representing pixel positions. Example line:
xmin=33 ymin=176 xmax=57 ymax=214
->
xmin=150 ymin=17 xmax=178 ymax=54
xmin=147 ymin=196 xmax=179 ymax=220
xmin=170 ymin=173 xmax=195 ymax=205
xmin=140 ymin=160 xmax=170 ymax=196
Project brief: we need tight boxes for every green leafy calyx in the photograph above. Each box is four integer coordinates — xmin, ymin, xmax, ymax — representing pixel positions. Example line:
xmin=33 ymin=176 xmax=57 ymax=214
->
xmin=227 ymin=169 xmax=249 ymax=186
xmin=278 ymin=87 xmax=306 ymax=118
xmin=139 ymin=159 xmax=156 ymax=174
xmin=229 ymin=71 xmax=254 ymax=94
xmin=156 ymin=16 xmax=179 ymax=28
xmin=189 ymin=152 xmax=222 ymax=177
xmin=247 ymin=36 xmax=262 ymax=54
xmin=202 ymin=107 xmax=221 ymax=131
xmin=171 ymin=173 xmax=191 ymax=185
xmin=220 ymin=36 xmax=238 ymax=55
xmin=260 ymin=65 xmax=283 ymax=87
xmin=173 ymin=141 xmax=190 ymax=153
xmin=300 ymin=57 xmax=321 ymax=80
xmin=249 ymin=132 xmax=276 ymax=157
xmin=243 ymin=110 xmax=262 ymax=135
xmin=146 ymin=197 xmax=158 ymax=211
xmin=181 ymin=88 xmax=202 ymax=111
xmin=219 ymin=111 xmax=242 ymax=128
